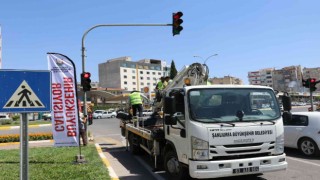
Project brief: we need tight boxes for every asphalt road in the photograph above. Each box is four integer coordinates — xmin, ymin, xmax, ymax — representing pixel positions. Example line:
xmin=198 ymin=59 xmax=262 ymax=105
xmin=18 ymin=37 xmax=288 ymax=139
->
xmin=1 ymin=106 xmax=320 ymax=180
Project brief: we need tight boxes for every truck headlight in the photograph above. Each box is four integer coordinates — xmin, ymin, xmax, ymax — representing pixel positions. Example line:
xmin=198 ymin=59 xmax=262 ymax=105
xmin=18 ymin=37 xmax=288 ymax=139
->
xmin=192 ymin=136 xmax=209 ymax=160
xmin=275 ymin=133 xmax=284 ymax=155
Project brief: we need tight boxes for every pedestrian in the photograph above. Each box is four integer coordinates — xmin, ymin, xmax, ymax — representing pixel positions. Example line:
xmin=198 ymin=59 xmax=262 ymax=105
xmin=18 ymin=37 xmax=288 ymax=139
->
xmin=79 ymin=111 xmax=88 ymax=146
xmin=129 ymin=91 xmax=143 ymax=117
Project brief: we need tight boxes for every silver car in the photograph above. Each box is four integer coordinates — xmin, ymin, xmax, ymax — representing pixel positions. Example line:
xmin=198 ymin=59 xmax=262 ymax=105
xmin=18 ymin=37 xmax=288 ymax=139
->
xmin=101 ymin=111 xmax=117 ymax=118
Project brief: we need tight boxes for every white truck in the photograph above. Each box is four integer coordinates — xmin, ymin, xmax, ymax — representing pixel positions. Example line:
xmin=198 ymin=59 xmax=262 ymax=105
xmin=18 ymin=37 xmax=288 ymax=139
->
xmin=118 ymin=63 xmax=290 ymax=179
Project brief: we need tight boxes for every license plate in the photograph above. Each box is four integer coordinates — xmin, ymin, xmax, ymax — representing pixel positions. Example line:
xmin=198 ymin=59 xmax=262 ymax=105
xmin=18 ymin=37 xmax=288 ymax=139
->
xmin=233 ymin=166 xmax=259 ymax=174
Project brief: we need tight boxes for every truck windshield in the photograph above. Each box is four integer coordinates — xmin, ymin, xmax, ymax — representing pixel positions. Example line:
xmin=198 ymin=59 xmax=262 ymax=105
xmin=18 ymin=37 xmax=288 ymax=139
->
xmin=188 ymin=88 xmax=281 ymax=123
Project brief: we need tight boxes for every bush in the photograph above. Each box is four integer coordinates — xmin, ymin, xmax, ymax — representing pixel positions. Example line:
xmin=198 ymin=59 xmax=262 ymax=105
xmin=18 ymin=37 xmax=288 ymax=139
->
xmin=0 ymin=133 xmax=53 ymax=143
xmin=12 ymin=115 xmax=20 ymax=121
xmin=0 ymin=119 xmax=12 ymax=125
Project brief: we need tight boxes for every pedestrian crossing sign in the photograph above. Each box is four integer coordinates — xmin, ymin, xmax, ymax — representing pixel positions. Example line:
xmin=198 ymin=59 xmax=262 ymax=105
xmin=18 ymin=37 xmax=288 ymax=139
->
xmin=0 ymin=70 xmax=51 ymax=113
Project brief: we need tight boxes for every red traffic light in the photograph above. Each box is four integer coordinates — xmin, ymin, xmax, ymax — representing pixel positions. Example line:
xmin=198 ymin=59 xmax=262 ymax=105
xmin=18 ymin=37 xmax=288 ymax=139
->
xmin=83 ymin=72 xmax=91 ymax=79
xmin=173 ymin=11 xmax=183 ymax=20
xmin=310 ymin=78 xmax=316 ymax=83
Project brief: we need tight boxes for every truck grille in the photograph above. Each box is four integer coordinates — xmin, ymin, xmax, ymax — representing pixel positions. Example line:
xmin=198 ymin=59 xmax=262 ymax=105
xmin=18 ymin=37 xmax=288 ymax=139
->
xmin=209 ymin=141 xmax=275 ymax=158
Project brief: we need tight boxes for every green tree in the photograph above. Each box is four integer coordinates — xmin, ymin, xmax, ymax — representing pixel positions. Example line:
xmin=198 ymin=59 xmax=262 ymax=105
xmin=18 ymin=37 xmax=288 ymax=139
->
xmin=170 ymin=60 xmax=178 ymax=79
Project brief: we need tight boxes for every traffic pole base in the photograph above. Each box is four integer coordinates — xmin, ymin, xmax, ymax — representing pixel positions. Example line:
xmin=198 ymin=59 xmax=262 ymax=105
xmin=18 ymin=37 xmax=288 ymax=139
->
xmin=74 ymin=155 xmax=87 ymax=164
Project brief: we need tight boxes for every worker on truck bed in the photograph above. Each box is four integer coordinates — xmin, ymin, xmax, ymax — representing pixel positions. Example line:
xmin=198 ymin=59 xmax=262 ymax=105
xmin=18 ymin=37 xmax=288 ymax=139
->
xmin=129 ymin=91 xmax=143 ymax=117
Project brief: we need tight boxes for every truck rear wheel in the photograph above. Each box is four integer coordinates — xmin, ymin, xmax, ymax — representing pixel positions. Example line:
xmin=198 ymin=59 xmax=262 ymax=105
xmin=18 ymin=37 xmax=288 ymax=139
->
xmin=164 ymin=150 xmax=188 ymax=180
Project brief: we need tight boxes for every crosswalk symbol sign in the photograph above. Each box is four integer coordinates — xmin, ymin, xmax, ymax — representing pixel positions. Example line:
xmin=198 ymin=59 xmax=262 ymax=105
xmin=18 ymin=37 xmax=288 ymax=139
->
xmin=4 ymin=80 xmax=45 ymax=108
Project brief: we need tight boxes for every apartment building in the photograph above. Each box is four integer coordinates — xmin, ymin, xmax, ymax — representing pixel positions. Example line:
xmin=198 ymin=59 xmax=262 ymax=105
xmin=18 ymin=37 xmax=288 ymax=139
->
xmin=248 ymin=68 xmax=275 ymax=87
xmin=98 ymin=57 xmax=166 ymax=92
xmin=210 ymin=76 xmax=243 ymax=85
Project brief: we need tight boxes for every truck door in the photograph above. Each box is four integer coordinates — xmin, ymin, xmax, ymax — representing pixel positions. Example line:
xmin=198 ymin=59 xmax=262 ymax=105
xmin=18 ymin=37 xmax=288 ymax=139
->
xmin=166 ymin=91 xmax=189 ymax=164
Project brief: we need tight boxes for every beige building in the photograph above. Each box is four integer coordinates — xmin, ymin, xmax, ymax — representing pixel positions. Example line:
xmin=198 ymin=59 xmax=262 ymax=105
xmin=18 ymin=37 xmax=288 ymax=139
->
xmin=210 ymin=76 xmax=243 ymax=85
xmin=98 ymin=57 xmax=166 ymax=92
xmin=248 ymin=68 xmax=274 ymax=87
xmin=272 ymin=66 xmax=302 ymax=92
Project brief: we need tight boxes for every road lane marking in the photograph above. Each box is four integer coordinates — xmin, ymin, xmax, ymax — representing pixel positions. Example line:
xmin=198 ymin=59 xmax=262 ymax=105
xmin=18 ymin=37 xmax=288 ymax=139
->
xmin=287 ymin=156 xmax=320 ymax=167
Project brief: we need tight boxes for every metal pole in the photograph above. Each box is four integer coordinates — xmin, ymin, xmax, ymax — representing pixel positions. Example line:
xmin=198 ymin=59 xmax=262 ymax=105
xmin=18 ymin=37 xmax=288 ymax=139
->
xmin=310 ymin=90 xmax=314 ymax=111
xmin=20 ymin=113 xmax=28 ymax=180
xmin=81 ymin=23 xmax=172 ymax=129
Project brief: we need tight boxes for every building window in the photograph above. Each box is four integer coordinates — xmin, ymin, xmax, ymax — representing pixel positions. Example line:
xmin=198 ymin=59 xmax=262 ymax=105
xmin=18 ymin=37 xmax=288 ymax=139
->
xmin=141 ymin=82 xmax=144 ymax=86
xmin=158 ymin=72 xmax=161 ymax=75
xmin=132 ymin=70 xmax=135 ymax=73
xmin=124 ymin=81 xmax=127 ymax=85
xmin=133 ymin=88 xmax=136 ymax=91
xmin=124 ymin=75 xmax=127 ymax=79
xmin=147 ymin=77 xmax=150 ymax=80
xmin=152 ymin=72 xmax=156 ymax=75
xmin=124 ymin=87 xmax=128 ymax=90
xmin=123 ymin=69 xmax=127 ymax=72
xmin=133 ymin=82 xmax=136 ymax=85
xmin=147 ymin=71 xmax=150 ymax=74
xmin=140 ymin=71 xmax=143 ymax=74
xmin=132 ymin=76 xmax=136 ymax=79
xmin=147 ymin=83 xmax=150 ymax=85
xmin=140 ymin=77 xmax=143 ymax=80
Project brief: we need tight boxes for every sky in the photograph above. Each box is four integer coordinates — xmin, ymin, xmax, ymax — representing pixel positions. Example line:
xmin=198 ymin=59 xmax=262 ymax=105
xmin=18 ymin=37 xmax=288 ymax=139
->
xmin=1 ymin=0 xmax=319 ymax=85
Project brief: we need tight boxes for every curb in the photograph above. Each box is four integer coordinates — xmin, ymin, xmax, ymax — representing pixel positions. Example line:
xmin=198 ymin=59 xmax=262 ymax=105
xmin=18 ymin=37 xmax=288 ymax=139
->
xmin=95 ymin=143 xmax=119 ymax=180
xmin=0 ymin=140 xmax=54 ymax=146
xmin=0 ymin=124 xmax=51 ymax=130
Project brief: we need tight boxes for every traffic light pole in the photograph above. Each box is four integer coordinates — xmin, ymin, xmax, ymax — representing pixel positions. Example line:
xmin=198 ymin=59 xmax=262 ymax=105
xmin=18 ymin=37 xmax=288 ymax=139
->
xmin=81 ymin=23 xmax=172 ymax=137
xmin=310 ymin=89 xmax=314 ymax=111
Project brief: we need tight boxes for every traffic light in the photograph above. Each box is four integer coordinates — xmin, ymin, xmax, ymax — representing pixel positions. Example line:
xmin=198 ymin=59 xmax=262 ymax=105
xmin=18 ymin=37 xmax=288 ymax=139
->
xmin=81 ymin=72 xmax=91 ymax=92
xmin=302 ymin=79 xmax=309 ymax=88
xmin=172 ymin=11 xmax=183 ymax=36
xmin=309 ymin=78 xmax=317 ymax=92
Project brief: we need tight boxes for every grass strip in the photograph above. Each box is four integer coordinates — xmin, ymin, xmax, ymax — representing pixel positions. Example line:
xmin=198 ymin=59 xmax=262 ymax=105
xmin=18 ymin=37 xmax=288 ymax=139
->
xmin=0 ymin=145 xmax=110 ymax=180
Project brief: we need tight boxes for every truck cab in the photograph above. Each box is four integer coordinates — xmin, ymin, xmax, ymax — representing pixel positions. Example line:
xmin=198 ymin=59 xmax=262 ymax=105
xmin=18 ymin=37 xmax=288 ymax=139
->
xmin=163 ymin=85 xmax=287 ymax=179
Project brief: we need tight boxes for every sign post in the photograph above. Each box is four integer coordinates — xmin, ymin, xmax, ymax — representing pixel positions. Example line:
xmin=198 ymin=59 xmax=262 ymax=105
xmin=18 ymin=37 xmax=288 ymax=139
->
xmin=0 ymin=70 xmax=51 ymax=180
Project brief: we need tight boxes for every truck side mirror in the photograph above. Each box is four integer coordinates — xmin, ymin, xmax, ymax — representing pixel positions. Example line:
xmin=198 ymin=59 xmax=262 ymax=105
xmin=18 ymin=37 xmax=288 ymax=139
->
xmin=164 ymin=97 xmax=176 ymax=115
xmin=282 ymin=92 xmax=292 ymax=111
xmin=282 ymin=111 xmax=292 ymax=123
xmin=165 ymin=116 xmax=177 ymax=125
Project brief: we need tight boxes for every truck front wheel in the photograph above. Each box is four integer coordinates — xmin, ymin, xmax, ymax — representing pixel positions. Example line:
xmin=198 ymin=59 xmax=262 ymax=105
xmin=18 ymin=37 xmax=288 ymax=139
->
xmin=164 ymin=150 xmax=188 ymax=180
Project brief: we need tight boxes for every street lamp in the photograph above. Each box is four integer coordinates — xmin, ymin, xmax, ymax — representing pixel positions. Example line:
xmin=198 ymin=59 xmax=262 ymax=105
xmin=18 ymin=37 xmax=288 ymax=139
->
xmin=193 ymin=54 xmax=218 ymax=64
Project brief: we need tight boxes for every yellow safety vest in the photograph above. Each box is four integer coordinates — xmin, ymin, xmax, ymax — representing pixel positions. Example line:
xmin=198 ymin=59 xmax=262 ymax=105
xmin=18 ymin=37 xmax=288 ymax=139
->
xmin=130 ymin=92 xmax=142 ymax=105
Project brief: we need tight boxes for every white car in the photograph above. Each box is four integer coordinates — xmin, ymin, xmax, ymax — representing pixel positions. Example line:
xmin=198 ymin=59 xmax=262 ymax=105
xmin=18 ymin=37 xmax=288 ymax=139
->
xmin=142 ymin=110 xmax=153 ymax=116
xmin=93 ymin=110 xmax=106 ymax=119
xmin=101 ymin=111 xmax=117 ymax=118
xmin=42 ymin=112 xmax=52 ymax=120
xmin=284 ymin=111 xmax=320 ymax=156
xmin=0 ymin=113 xmax=10 ymax=120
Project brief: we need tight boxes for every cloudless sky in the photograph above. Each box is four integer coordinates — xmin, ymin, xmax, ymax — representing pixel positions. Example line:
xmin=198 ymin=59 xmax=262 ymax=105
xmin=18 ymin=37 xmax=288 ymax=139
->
xmin=1 ymin=0 xmax=319 ymax=84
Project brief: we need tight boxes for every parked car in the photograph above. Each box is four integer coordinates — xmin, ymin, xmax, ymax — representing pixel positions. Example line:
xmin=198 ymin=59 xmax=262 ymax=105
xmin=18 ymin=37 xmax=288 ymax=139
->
xmin=93 ymin=110 xmax=107 ymax=119
xmin=142 ymin=109 xmax=153 ymax=116
xmin=101 ymin=111 xmax=117 ymax=118
xmin=0 ymin=113 xmax=10 ymax=120
xmin=284 ymin=112 xmax=320 ymax=156
xmin=42 ymin=112 xmax=52 ymax=120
